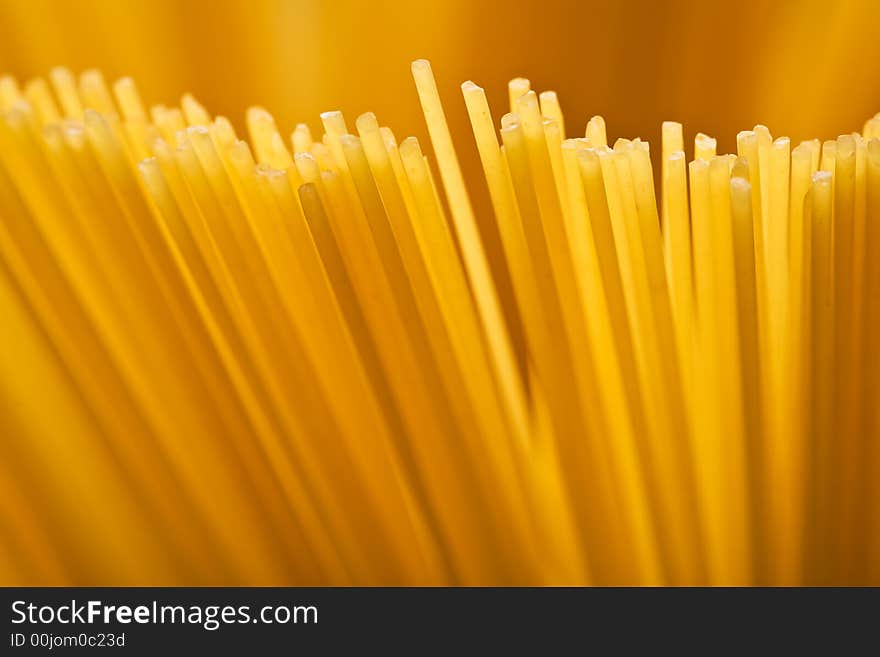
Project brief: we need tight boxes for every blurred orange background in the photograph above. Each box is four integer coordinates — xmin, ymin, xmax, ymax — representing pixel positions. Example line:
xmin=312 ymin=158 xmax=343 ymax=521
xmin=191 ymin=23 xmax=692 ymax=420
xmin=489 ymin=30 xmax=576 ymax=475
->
xmin=2 ymin=0 xmax=878 ymax=170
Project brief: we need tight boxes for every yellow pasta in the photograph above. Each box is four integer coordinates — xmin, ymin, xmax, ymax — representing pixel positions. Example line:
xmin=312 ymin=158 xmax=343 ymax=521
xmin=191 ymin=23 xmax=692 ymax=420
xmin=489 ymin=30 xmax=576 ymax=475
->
xmin=0 ymin=59 xmax=878 ymax=586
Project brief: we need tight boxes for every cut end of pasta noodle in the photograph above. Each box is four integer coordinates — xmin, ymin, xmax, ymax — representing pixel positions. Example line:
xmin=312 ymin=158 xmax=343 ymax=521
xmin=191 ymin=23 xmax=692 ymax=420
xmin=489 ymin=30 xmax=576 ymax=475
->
xmin=1 ymin=60 xmax=879 ymax=586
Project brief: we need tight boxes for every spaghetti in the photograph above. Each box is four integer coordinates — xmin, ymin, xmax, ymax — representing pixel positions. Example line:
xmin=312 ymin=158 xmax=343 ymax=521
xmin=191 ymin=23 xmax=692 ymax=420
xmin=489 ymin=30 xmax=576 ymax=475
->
xmin=0 ymin=63 xmax=878 ymax=585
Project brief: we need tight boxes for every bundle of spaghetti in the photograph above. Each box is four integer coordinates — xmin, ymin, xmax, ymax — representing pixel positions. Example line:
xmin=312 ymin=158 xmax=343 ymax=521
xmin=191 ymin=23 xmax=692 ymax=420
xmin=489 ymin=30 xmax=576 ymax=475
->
xmin=0 ymin=62 xmax=878 ymax=585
